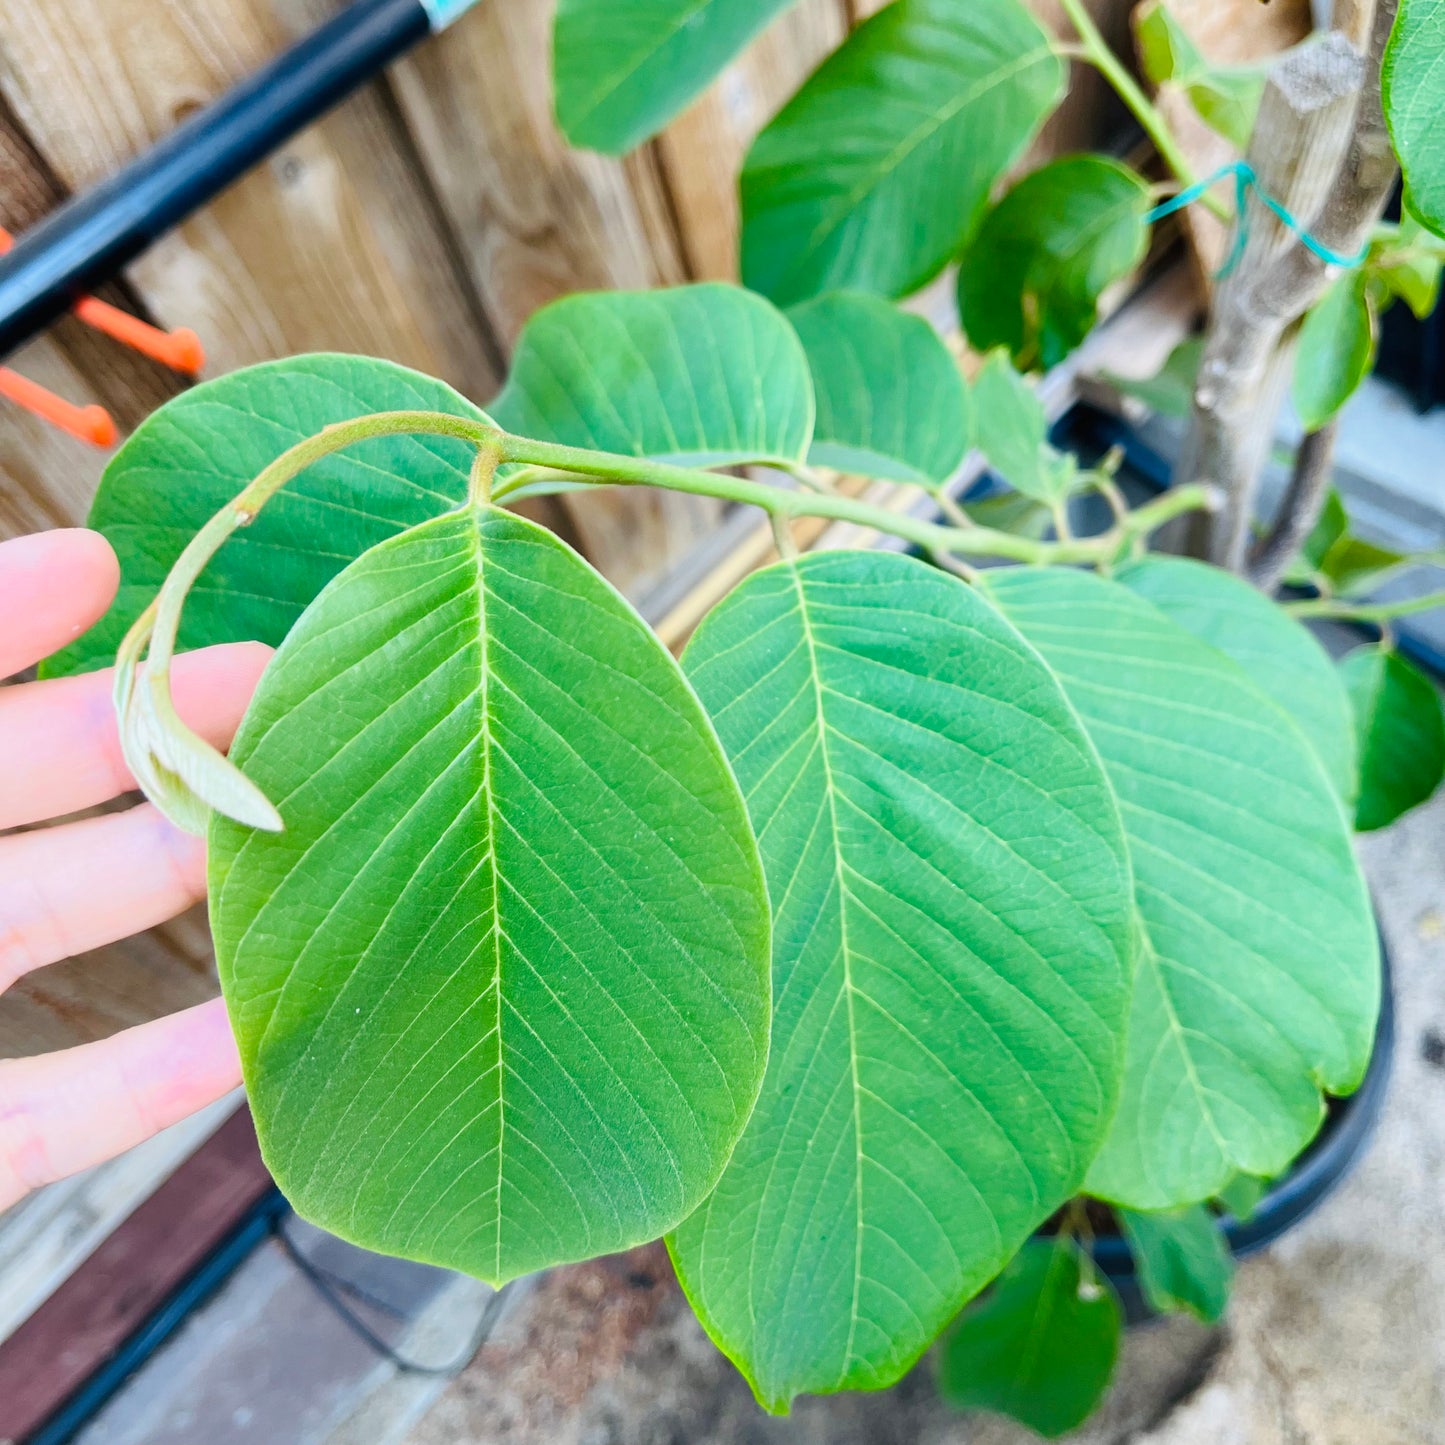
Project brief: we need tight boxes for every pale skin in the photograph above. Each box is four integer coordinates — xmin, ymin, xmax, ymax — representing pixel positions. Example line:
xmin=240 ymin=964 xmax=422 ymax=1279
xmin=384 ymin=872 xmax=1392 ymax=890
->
xmin=0 ymin=528 xmax=269 ymax=1211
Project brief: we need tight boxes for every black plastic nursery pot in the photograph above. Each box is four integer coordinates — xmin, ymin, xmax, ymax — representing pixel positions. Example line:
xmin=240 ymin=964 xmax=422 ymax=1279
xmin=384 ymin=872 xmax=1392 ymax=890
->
xmin=1087 ymin=935 xmax=1396 ymax=1325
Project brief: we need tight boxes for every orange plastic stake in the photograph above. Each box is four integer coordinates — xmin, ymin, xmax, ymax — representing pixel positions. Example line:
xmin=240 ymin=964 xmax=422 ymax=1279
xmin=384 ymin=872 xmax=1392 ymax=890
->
xmin=0 ymin=226 xmax=205 ymax=374
xmin=0 ymin=367 xmax=117 ymax=447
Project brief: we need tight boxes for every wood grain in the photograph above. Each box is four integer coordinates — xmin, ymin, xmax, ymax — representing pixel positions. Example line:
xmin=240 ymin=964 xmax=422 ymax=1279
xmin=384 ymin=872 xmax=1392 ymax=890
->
xmin=0 ymin=0 xmax=501 ymax=396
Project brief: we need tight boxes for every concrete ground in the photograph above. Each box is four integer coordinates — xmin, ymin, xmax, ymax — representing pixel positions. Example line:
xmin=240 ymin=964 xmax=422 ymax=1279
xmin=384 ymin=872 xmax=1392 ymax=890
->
xmin=401 ymin=793 xmax=1445 ymax=1445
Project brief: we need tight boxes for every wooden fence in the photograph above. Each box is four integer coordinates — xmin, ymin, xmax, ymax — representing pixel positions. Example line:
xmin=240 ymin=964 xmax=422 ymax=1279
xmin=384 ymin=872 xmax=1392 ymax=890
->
xmin=0 ymin=0 xmax=1141 ymax=1058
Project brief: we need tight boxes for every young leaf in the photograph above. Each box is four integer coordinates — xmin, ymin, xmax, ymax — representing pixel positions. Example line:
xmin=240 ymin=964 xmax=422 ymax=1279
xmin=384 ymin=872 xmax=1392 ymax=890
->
xmin=670 ymin=550 xmax=1135 ymax=1412
xmin=1119 ymin=1205 xmax=1234 ymax=1323
xmin=1215 ymin=1172 xmax=1269 ymax=1222
xmin=987 ymin=568 xmax=1380 ymax=1210
xmin=1384 ymin=0 xmax=1445 ymax=240
xmin=209 ymin=508 xmax=772 ymax=1285
xmin=41 ymin=355 xmax=492 ymax=678
xmin=971 ymin=353 xmax=1076 ymax=503
xmin=740 ymin=0 xmax=1064 ymax=305
xmin=1371 ymin=210 xmax=1444 ymax=319
xmin=1319 ymin=536 xmax=1411 ymax=598
xmin=553 ymin=0 xmax=794 ymax=154
xmin=1104 ymin=335 xmax=1204 ymax=420
xmin=1341 ymin=644 xmax=1445 ymax=831
xmin=957 ymin=156 xmax=1151 ymax=371
xmin=787 ymin=292 xmax=971 ymax=487
xmin=1136 ymin=0 xmax=1265 ymax=150
xmin=937 ymin=1239 xmax=1122 ymax=1439
xmin=1293 ymin=271 xmax=1377 ymax=432
xmin=1117 ymin=556 xmax=1358 ymax=804
xmin=488 ymin=284 xmax=814 ymax=469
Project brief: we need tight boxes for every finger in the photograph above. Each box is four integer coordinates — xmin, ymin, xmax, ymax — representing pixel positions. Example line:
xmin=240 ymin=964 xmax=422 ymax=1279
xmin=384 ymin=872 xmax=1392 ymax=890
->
xmin=0 ymin=530 xmax=119 ymax=680
xmin=0 ymin=641 xmax=271 ymax=829
xmin=0 ymin=805 xmax=205 ymax=992
xmin=0 ymin=997 xmax=240 ymax=1210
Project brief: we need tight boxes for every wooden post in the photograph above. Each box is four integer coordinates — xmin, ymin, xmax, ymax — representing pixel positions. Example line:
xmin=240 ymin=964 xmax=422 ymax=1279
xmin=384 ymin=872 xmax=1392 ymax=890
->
xmin=1179 ymin=32 xmax=1365 ymax=568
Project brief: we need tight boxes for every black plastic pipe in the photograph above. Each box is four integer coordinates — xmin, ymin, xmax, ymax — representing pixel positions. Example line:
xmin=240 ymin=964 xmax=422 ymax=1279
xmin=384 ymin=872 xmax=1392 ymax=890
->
xmin=0 ymin=0 xmax=455 ymax=360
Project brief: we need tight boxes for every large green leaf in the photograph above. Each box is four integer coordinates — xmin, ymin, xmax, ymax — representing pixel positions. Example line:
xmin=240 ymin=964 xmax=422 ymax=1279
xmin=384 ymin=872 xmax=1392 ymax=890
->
xmin=957 ymin=156 xmax=1151 ymax=371
xmin=740 ymin=0 xmax=1064 ymax=305
xmin=987 ymin=568 xmax=1379 ymax=1210
xmin=1136 ymin=0 xmax=1265 ymax=150
xmin=487 ymin=284 xmax=814 ymax=470
xmin=971 ymin=353 xmax=1078 ymax=504
xmin=1384 ymin=0 xmax=1445 ymax=240
xmin=209 ymin=508 xmax=772 ymax=1285
xmin=554 ymin=0 xmax=796 ymax=154
xmin=936 ymin=1238 xmax=1122 ymax=1439
xmin=670 ymin=550 xmax=1134 ymax=1412
xmin=1116 ymin=556 xmax=1357 ymax=804
xmin=1341 ymin=644 xmax=1445 ymax=831
xmin=42 ymin=355 xmax=491 ymax=678
xmin=787 ymin=291 xmax=971 ymax=487
xmin=1293 ymin=270 xmax=1377 ymax=432
xmin=1119 ymin=1205 xmax=1233 ymax=1323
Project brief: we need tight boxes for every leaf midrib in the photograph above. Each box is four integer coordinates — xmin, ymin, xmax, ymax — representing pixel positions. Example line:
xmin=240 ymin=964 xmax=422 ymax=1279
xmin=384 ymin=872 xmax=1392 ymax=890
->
xmin=769 ymin=42 xmax=1057 ymax=291
xmin=787 ymin=561 xmax=867 ymax=1382
xmin=467 ymin=511 xmax=508 ymax=1282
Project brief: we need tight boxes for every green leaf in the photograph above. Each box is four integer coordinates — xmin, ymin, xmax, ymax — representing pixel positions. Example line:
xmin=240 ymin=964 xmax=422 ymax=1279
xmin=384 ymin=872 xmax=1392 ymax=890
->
xmin=1319 ymin=535 xmax=1411 ymax=599
xmin=957 ymin=156 xmax=1151 ymax=371
xmin=1215 ymin=1172 xmax=1269 ymax=1221
xmin=1103 ymin=336 xmax=1203 ymax=420
xmin=41 ymin=355 xmax=492 ymax=678
xmin=740 ymin=0 xmax=1064 ymax=305
xmin=987 ymin=568 xmax=1380 ymax=1210
xmin=1301 ymin=489 xmax=1350 ymax=574
xmin=787 ymin=292 xmax=971 ymax=487
xmin=670 ymin=550 xmax=1134 ymax=1412
xmin=1384 ymin=0 xmax=1445 ymax=240
xmin=963 ymin=490 xmax=1053 ymax=541
xmin=971 ymin=353 xmax=1076 ymax=504
xmin=1371 ymin=212 xmax=1444 ymax=320
xmin=1119 ymin=1205 xmax=1233 ymax=1323
xmin=1116 ymin=556 xmax=1358 ymax=804
xmin=1293 ymin=271 xmax=1377 ymax=432
xmin=553 ymin=0 xmax=795 ymax=154
xmin=937 ymin=1239 xmax=1122 ymax=1439
xmin=209 ymin=507 xmax=772 ymax=1285
xmin=1341 ymin=644 xmax=1445 ymax=831
xmin=1136 ymin=0 xmax=1264 ymax=149
xmin=488 ymin=283 xmax=814 ymax=470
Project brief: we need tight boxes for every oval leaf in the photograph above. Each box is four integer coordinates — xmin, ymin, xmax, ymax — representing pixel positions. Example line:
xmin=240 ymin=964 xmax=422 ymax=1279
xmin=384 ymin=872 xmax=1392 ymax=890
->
xmin=1384 ymin=0 xmax=1445 ymax=240
xmin=987 ymin=567 xmax=1380 ymax=1210
xmin=740 ymin=0 xmax=1064 ymax=305
xmin=1293 ymin=270 xmax=1376 ymax=433
xmin=1341 ymin=644 xmax=1445 ymax=831
xmin=670 ymin=550 xmax=1134 ymax=1412
xmin=210 ymin=508 xmax=772 ymax=1285
xmin=937 ymin=1239 xmax=1122 ymax=1439
xmin=1116 ymin=555 xmax=1357 ymax=804
xmin=554 ymin=0 xmax=795 ymax=154
xmin=958 ymin=156 xmax=1151 ymax=371
xmin=487 ymin=284 xmax=814 ymax=470
xmin=42 ymin=355 xmax=492 ymax=678
xmin=1118 ymin=1204 xmax=1233 ymax=1323
xmin=1136 ymin=0 xmax=1264 ymax=150
xmin=971 ymin=352 xmax=1077 ymax=503
xmin=787 ymin=291 xmax=971 ymax=487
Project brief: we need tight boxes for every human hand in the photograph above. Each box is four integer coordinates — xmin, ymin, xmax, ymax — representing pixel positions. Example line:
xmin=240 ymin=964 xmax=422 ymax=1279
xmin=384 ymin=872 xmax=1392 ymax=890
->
xmin=0 ymin=528 xmax=269 ymax=1210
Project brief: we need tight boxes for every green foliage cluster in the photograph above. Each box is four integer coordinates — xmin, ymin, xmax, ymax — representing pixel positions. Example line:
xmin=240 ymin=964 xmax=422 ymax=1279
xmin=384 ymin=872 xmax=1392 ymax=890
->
xmin=48 ymin=0 xmax=1445 ymax=1436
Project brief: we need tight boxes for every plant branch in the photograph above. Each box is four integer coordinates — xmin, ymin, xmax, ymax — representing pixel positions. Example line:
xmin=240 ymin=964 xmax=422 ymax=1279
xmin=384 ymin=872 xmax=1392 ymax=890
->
xmin=1054 ymin=0 xmax=1229 ymax=219
xmin=1286 ymin=590 xmax=1445 ymax=623
xmin=495 ymin=432 xmax=1218 ymax=565
xmin=1248 ymin=420 xmax=1341 ymax=591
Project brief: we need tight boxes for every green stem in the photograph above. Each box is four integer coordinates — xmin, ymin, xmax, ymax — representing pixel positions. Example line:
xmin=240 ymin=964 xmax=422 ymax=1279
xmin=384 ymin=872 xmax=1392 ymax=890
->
xmin=1054 ymin=0 xmax=1230 ymax=223
xmin=1286 ymin=590 xmax=1445 ymax=624
xmin=497 ymin=433 xmax=1214 ymax=565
